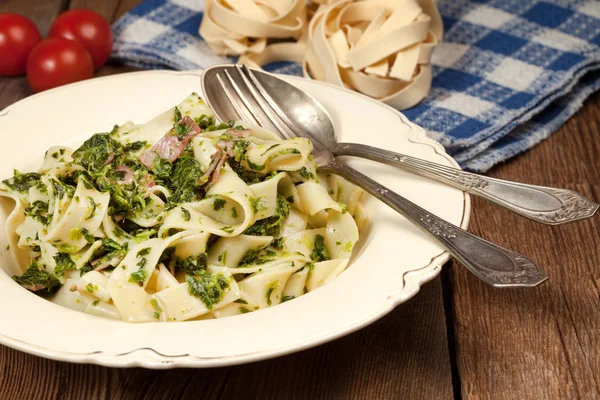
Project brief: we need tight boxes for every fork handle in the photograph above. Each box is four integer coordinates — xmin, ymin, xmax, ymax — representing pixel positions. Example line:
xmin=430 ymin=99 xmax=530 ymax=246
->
xmin=318 ymin=162 xmax=547 ymax=287
xmin=334 ymin=142 xmax=599 ymax=225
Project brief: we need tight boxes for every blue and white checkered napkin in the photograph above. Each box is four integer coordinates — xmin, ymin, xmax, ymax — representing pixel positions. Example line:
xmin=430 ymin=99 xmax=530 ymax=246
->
xmin=111 ymin=0 xmax=600 ymax=172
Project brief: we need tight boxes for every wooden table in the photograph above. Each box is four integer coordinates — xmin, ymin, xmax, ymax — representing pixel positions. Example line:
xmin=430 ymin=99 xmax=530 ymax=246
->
xmin=1 ymin=1 xmax=599 ymax=398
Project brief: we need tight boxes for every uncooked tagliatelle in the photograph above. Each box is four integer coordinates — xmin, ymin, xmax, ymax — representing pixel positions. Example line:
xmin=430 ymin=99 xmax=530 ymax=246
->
xmin=200 ymin=0 xmax=307 ymax=56
xmin=0 ymin=93 xmax=368 ymax=323
xmin=200 ymin=0 xmax=443 ymax=109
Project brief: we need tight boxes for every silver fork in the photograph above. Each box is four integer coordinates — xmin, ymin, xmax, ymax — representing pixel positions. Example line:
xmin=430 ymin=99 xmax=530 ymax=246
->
xmin=208 ymin=64 xmax=548 ymax=288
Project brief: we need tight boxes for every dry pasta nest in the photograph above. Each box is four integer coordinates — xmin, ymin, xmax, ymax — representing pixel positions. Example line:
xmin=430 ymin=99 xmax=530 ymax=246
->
xmin=200 ymin=0 xmax=444 ymax=109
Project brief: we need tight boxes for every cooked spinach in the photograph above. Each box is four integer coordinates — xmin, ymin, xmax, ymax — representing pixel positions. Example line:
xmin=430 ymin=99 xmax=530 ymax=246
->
xmin=245 ymin=195 xmax=290 ymax=237
xmin=53 ymin=252 xmax=76 ymax=277
xmin=2 ymin=171 xmax=41 ymax=194
xmin=174 ymin=253 xmax=208 ymax=275
xmin=72 ymin=133 xmax=122 ymax=173
xmin=186 ymin=271 xmax=229 ymax=310
xmin=13 ymin=261 xmax=61 ymax=296
xmin=310 ymin=234 xmax=331 ymax=262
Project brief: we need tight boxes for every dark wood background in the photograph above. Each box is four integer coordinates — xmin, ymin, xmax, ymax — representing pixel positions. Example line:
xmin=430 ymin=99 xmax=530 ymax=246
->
xmin=1 ymin=1 xmax=598 ymax=399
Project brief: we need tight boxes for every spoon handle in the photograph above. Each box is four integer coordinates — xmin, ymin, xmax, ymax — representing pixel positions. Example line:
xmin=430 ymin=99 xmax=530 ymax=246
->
xmin=318 ymin=162 xmax=547 ymax=288
xmin=334 ymin=143 xmax=598 ymax=225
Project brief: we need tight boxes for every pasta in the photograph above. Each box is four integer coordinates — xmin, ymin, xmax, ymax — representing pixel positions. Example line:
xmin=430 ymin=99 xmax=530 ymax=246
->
xmin=0 ymin=93 xmax=367 ymax=323
xmin=200 ymin=0 xmax=443 ymax=109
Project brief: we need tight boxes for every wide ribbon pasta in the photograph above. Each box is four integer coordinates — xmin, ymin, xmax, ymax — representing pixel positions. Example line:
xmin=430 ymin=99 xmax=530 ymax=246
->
xmin=305 ymin=0 xmax=442 ymax=109
xmin=2 ymin=93 xmax=368 ymax=323
xmin=200 ymin=0 xmax=307 ymax=56
xmin=228 ymin=0 xmax=442 ymax=110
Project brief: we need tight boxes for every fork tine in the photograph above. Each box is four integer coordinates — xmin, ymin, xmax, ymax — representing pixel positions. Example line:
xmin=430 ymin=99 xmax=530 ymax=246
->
xmin=217 ymin=72 xmax=261 ymax=127
xmin=241 ymin=65 xmax=328 ymax=150
xmin=242 ymin=65 xmax=302 ymax=135
xmin=233 ymin=65 xmax=296 ymax=141
xmin=219 ymin=70 xmax=263 ymax=126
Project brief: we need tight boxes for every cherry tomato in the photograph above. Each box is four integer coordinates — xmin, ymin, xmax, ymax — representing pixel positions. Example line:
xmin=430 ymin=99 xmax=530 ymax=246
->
xmin=0 ymin=13 xmax=42 ymax=76
xmin=26 ymin=38 xmax=94 ymax=93
xmin=49 ymin=9 xmax=113 ymax=69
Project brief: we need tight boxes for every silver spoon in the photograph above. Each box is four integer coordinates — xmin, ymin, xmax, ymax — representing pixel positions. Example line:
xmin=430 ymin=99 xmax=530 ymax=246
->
xmin=201 ymin=64 xmax=548 ymax=288
xmin=204 ymin=66 xmax=597 ymax=225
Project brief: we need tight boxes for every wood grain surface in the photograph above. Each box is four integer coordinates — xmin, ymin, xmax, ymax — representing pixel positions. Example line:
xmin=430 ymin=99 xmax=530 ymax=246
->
xmin=0 ymin=1 xmax=598 ymax=399
xmin=450 ymin=91 xmax=600 ymax=400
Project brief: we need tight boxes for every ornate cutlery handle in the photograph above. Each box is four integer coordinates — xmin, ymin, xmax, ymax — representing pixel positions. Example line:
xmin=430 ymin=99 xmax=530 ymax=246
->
xmin=334 ymin=143 xmax=598 ymax=225
xmin=319 ymin=162 xmax=548 ymax=287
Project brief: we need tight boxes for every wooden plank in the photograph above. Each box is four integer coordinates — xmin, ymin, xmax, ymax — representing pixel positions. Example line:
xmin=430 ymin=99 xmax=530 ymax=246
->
xmin=0 ymin=0 xmax=68 ymax=36
xmin=68 ymin=0 xmax=142 ymax=23
xmin=0 ymin=77 xmax=33 ymax=111
xmin=67 ymin=0 xmax=122 ymax=22
xmin=113 ymin=0 xmax=143 ymax=21
xmin=451 ymin=90 xmax=600 ymax=399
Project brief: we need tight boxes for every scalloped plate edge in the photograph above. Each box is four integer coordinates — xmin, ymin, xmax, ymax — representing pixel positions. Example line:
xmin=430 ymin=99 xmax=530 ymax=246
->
xmin=0 ymin=70 xmax=470 ymax=368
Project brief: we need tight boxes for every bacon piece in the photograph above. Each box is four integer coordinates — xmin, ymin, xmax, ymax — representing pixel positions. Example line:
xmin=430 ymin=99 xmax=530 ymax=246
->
xmin=226 ymin=128 xmax=251 ymax=137
xmin=140 ymin=174 xmax=156 ymax=196
xmin=141 ymin=174 xmax=155 ymax=188
xmin=103 ymin=152 xmax=115 ymax=166
xmin=199 ymin=150 xmax=222 ymax=185
xmin=138 ymin=116 xmax=201 ymax=169
xmin=23 ymin=284 xmax=46 ymax=292
xmin=138 ymin=151 xmax=157 ymax=170
xmin=195 ymin=129 xmax=251 ymax=187
xmin=217 ymin=140 xmax=235 ymax=158
xmin=93 ymin=253 xmax=126 ymax=272
xmin=115 ymin=165 xmax=135 ymax=185
xmin=210 ymin=152 xmax=228 ymax=186
xmin=215 ymin=129 xmax=250 ymax=160
xmin=93 ymin=262 xmax=111 ymax=272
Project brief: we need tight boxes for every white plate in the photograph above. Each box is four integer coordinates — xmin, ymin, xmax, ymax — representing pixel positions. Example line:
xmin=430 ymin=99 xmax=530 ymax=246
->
xmin=0 ymin=70 xmax=469 ymax=368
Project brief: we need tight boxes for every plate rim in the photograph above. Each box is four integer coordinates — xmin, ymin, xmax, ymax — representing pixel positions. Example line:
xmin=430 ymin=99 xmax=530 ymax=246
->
xmin=0 ymin=69 xmax=470 ymax=368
